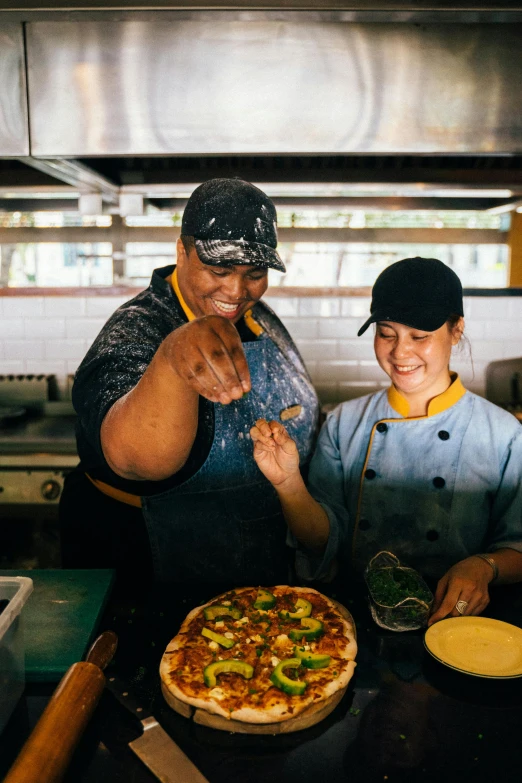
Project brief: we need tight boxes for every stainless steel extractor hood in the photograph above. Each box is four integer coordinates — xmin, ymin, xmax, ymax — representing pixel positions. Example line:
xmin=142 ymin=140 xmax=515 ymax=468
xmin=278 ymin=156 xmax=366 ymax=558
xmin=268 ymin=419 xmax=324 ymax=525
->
xmin=21 ymin=19 xmax=522 ymax=157
xmin=0 ymin=24 xmax=29 ymax=156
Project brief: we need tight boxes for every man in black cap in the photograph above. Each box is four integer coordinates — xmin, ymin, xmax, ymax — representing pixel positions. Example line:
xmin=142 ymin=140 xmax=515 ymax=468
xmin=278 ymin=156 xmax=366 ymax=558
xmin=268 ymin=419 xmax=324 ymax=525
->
xmin=60 ymin=178 xmax=319 ymax=589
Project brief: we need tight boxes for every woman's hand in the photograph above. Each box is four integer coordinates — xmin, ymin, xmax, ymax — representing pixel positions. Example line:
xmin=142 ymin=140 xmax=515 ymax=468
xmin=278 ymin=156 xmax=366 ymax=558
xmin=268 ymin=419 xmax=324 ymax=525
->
xmin=250 ymin=418 xmax=300 ymax=487
xmin=251 ymin=418 xmax=330 ymax=551
xmin=427 ymin=556 xmax=494 ymax=626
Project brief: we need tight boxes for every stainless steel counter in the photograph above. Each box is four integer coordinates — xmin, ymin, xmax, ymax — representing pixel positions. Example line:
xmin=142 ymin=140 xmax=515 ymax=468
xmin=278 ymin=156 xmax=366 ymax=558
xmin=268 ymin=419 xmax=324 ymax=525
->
xmin=0 ymin=414 xmax=77 ymax=456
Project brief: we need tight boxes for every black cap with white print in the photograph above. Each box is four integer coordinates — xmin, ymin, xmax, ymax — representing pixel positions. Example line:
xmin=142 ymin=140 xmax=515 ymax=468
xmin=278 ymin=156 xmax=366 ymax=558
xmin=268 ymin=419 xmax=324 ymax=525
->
xmin=181 ymin=178 xmax=286 ymax=273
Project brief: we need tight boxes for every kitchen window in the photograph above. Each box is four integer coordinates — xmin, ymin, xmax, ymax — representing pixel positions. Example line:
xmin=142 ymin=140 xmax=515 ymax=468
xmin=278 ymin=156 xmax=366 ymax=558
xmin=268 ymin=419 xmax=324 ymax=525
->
xmin=0 ymin=209 xmax=512 ymax=291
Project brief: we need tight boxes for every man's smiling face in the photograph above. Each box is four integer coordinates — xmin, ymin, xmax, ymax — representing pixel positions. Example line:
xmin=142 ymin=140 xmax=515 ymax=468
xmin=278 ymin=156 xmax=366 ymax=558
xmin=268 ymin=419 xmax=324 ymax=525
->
xmin=176 ymin=238 xmax=269 ymax=323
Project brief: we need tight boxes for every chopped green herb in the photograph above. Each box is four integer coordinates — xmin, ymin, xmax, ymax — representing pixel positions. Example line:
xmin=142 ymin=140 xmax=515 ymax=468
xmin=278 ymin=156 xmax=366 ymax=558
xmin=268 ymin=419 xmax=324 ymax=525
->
xmin=367 ymin=568 xmax=432 ymax=607
xmin=400 ymin=734 xmax=406 ymax=740
xmin=349 ymin=707 xmax=360 ymax=716
xmin=256 ymin=648 xmax=263 ymax=657
xmin=130 ymin=608 xmax=136 ymax=614
xmin=248 ymin=688 xmax=258 ymax=695
xmin=478 ymin=734 xmax=483 ymax=740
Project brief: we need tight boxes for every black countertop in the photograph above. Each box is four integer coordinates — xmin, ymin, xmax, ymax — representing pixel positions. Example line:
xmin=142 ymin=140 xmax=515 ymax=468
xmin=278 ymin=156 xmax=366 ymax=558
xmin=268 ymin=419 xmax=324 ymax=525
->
xmin=1 ymin=580 xmax=522 ymax=783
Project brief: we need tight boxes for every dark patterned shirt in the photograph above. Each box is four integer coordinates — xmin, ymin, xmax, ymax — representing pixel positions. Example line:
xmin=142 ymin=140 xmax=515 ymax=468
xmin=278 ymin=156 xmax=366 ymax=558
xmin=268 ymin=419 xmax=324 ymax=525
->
xmin=73 ymin=265 xmax=311 ymax=496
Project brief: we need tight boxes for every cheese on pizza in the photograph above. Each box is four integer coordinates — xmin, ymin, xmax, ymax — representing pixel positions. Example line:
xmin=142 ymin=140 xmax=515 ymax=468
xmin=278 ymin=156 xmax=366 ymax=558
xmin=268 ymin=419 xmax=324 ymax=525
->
xmin=160 ymin=586 xmax=357 ymax=724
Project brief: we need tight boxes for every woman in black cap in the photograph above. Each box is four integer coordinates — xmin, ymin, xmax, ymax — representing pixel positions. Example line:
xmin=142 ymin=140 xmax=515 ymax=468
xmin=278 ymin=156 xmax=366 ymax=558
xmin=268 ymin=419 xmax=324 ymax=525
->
xmin=251 ymin=257 xmax=522 ymax=624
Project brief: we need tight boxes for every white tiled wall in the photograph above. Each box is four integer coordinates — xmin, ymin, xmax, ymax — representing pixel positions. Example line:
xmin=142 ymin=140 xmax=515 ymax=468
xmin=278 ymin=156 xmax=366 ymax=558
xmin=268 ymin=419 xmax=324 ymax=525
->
xmin=0 ymin=294 xmax=521 ymax=404
xmin=268 ymin=295 xmax=522 ymax=403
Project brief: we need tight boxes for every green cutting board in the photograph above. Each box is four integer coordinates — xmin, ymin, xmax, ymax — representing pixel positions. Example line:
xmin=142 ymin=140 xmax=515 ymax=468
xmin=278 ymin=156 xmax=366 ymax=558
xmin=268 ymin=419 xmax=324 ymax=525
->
xmin=0 ymin=569 xmax=114 ymax=682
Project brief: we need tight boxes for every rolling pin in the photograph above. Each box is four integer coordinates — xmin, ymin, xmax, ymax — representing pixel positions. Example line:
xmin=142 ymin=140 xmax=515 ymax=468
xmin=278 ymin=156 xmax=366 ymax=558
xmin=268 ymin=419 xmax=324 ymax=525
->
xmin=4 ymin=631 xmax=118 ymax=783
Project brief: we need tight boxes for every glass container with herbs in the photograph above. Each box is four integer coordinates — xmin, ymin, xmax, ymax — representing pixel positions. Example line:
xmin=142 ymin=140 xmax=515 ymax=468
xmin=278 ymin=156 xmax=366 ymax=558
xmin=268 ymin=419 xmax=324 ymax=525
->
xmin=364 ymin=551 xmax=434 ymax=632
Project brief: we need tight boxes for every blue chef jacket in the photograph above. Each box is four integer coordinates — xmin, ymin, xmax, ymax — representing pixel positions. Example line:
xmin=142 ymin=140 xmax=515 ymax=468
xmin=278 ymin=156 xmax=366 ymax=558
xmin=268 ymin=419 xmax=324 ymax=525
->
xmin=299 ymin=375 xmax=522 ymax=582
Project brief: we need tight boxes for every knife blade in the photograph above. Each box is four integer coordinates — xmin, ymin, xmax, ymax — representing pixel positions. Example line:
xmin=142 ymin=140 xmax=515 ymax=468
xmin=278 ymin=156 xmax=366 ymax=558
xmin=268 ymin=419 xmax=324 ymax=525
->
xmin=106 ymin=672 xmax=210 ymax=783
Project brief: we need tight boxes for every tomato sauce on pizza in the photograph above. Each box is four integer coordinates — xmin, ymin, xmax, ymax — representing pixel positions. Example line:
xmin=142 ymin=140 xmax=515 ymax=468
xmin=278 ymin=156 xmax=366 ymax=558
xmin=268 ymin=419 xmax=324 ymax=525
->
xmin=160 ymin=586 xmax=357 ymax=726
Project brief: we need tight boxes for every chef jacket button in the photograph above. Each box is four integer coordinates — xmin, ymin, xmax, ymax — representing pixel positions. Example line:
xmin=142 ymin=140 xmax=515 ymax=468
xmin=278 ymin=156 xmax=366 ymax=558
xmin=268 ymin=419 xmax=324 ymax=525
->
xmin=426 ymin=529 xmax=439 ymax=541
xmin=359 ymin=519 xmax=371 ymax=531
xmin=376 ymin=422 xmax=388 ymax=433
xmin=438 ymin=430 xmax=450 ymax=441
xmin=365 ymin=468 xmax=377 ymax=480
xmin=433 ymin=476 xmax=445 ymax=489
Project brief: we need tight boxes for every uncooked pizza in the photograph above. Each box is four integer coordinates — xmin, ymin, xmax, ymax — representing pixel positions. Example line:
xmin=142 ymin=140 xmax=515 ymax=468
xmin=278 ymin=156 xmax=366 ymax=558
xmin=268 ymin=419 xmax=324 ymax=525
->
xmin=160 ymin=586 xmax=357 ymax=731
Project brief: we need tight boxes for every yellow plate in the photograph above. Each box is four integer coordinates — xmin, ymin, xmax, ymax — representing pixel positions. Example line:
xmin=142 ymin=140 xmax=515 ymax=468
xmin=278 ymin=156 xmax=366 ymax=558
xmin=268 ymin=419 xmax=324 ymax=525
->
xmin=424 ymin=617 xmax=522 ymax=679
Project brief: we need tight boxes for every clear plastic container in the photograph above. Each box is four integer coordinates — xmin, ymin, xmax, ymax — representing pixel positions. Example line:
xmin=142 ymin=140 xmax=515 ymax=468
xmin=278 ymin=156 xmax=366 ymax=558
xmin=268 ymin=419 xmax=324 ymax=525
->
xmin=364 ymin=551 xmax=433 ymax=632
xmin=0 ymin=576 xmax=34 ymax=734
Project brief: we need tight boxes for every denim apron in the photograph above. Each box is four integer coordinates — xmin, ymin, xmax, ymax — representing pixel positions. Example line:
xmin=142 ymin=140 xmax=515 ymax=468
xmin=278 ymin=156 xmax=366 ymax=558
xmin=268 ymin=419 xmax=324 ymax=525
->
xmin=141 ymin=334 xmax=318 ymax=584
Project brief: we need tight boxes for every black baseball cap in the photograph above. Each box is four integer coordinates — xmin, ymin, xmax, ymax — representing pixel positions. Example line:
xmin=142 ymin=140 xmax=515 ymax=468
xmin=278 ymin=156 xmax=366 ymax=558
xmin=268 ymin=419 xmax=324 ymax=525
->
xmin=357 ymin=257 xmax=464 ymax=336
xmin=181 ymin=178 xmax=285 ymax=273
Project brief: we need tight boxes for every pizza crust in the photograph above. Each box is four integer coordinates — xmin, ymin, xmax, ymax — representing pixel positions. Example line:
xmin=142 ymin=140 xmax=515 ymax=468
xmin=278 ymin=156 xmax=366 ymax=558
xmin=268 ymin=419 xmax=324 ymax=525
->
xmin=161 ymin=678 xmax=351 ymax=734
xmin=160 ymin=587 xmax=357 ymax=733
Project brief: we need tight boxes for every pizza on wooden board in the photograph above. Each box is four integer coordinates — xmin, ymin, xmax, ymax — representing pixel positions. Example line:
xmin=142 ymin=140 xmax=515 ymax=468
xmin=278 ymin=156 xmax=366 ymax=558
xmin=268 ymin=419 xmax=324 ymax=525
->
xmin=160 ymin=586 xmax=357 ymax=732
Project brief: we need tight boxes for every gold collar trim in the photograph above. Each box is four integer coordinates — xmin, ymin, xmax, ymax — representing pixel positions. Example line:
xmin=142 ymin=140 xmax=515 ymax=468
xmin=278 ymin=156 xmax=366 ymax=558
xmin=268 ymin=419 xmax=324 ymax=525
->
xmin=171 ymin=268 xmax=196 ymax=322
xmin=387 ymin=373 xmax=466 ymax=418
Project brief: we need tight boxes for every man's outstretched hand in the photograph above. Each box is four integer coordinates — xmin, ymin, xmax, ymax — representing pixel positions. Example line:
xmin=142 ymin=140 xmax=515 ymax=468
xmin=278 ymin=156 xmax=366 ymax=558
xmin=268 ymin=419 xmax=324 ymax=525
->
xmin=165 ymin=315 xmax=251 ymax=404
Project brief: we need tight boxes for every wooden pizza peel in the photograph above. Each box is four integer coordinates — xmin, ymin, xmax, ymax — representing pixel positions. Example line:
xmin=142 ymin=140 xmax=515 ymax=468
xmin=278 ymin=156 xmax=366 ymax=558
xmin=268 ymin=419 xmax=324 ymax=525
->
xmin=161 ymin=600 xmax=356 ymax=735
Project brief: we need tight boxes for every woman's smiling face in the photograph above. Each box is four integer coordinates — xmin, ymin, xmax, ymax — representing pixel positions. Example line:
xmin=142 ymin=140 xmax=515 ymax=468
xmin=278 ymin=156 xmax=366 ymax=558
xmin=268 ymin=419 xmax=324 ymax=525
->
xmin=374 ymin=319 xmax=463 ymax=404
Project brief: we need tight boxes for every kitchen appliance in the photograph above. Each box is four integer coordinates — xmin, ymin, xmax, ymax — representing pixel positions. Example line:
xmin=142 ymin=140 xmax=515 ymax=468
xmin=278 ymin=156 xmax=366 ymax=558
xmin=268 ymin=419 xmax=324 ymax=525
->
xmin=485 ymin=357 xmax=522 ymax=422
xmin=0 ymin=375 xmax=78 ymax=569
